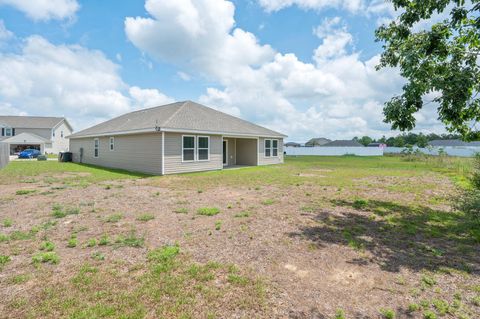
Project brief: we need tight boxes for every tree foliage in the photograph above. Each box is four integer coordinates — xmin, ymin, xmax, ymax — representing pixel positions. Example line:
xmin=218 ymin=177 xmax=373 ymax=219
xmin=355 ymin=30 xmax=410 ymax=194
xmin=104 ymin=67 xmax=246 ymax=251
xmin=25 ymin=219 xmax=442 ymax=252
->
xmin=376 ymin=0 xmax=480 ymax=141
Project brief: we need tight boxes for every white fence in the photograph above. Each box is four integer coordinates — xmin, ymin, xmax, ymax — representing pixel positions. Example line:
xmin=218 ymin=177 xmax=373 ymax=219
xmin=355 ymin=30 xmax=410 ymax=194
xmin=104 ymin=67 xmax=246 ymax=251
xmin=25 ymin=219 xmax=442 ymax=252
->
xmin=0 ymin=143 xmax=9 ymax=169
xmin=285 ymin=146 xmax=383 ymax=156
xmin=384 ymin=146 xmax=480 ymax=158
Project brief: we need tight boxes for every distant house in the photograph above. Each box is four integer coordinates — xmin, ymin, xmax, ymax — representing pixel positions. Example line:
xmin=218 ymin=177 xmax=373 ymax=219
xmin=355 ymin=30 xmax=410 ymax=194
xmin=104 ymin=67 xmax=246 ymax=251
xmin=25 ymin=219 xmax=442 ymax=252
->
xmin=323 ymin=140 xmax=363 ymax=147
xmin=285 ymin=142 xmax=301 ymax=147
xmin=69 ymin=101 xmax=286 ymax=175
xmin=367 ymin=142 xmax=384 ymax=147
xmin=305 ymin=137 xmax=331 ymax=147
xmin=429 ymin=139 xmax=480 ymax=147
xmin=0 ymin=116 xmax=72 ymax=155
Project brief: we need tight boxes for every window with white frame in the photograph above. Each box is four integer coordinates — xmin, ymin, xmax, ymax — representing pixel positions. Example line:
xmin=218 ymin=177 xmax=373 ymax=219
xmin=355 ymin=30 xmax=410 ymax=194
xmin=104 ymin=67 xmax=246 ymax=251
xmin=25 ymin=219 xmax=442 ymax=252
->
xmin=5 ymin=128 xmax=12 ymax=137
xmin=109 ymin=137 xmax=115 ymax=151
xmin=182 ymin=135 xmax=195 ymax=161
xmin=264 ymin=139 xmax=278 ymax=157
xmin=94 ymin=138 xmax=99 ymax=158
xmin=197 ymin=136 xmax=209 ymax=161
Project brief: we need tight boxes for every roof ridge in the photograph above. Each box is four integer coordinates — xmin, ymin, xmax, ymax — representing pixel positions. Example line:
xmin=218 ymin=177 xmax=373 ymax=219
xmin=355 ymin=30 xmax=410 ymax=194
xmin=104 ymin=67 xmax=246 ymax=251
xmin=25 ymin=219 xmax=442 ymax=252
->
xmin=162 ymin=101 xmax=189 ymax=127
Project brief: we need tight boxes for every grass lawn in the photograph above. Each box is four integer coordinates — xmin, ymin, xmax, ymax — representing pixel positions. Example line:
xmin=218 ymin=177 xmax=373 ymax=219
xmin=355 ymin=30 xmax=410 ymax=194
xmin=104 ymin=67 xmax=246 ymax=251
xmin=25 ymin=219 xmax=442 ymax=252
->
xmin=0 ymin=155 xmax=479 ymax=319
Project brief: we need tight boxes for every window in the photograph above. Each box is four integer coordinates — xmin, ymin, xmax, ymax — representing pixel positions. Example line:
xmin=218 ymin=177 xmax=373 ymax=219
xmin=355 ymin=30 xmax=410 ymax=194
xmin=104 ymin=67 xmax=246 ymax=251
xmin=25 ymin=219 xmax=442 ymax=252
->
xmin=94 ymin=138 xmax=99 ymax=158
xmin=61 ymin=131 xmax=64 ymax=138
xmin=109 ymin=137 xmax=115 ymax=151
xmin=264 ymin=139 xmax=279 ymax=157
xmin=5 ymin=128 xmax=12 ymax=137
xmin=264 ymin=139 xmax=271 ymax=157
xmin=182 ymin=135 xmax=195 ymax=162
xmin=52 ymin=131 xmax=55 ymax=137
xmin=197 ymin=136 xmax=209 ymax=161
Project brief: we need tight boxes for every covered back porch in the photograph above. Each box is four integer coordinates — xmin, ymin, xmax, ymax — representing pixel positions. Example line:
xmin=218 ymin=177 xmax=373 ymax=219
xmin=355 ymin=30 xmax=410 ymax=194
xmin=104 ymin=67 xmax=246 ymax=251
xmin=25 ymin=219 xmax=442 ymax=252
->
xmin=222 ymin=137 xmax=258 ymax=168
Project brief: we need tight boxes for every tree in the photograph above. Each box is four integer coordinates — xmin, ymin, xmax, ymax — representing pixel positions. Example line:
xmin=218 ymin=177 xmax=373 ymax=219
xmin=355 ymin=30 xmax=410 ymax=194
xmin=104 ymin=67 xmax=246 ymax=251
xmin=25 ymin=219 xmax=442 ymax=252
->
xmin=376 ymin=1 xmax=480 ymax=141
xmin=393 ymin=135 xmax=406 ymax=147
xmin=359 ymin=136 xmax=373 ymax=146
xmin=416 ymin=133 xmax=429 ymax=148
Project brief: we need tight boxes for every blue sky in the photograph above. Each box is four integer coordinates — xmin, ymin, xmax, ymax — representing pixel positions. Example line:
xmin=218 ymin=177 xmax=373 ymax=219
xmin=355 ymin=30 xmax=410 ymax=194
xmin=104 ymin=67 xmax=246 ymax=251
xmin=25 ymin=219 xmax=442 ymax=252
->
xmin=0 ymin=0 xmax=446 ymax=142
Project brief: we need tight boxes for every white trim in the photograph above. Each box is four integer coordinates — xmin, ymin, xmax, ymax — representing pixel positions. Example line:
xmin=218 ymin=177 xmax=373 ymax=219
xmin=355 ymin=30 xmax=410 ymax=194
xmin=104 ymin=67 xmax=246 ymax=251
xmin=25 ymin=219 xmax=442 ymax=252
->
xmin=256 ymin=138 xmax=259 ymax=166
xmin=109 ymin=137 xmax=115 ymax=151
xmin=181 ymin=135 xmax=195 ymax=162
xmin=69 ymin=128 xmax=157 ymax=139
xmin=161 ymin=131 xmax=165 ymax=175
xmin=223 ymin=139 xmax=228 ymax=166
xmin=94 ymin=138 xmax=99 ymax=158
xmin=197 ymin=135 xmax=210 ymax=162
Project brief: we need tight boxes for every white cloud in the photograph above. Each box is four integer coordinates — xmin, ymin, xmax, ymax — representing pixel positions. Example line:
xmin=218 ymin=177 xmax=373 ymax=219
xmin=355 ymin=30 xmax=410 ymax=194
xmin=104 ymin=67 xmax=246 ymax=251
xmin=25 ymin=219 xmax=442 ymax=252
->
xmin=0 ymin=0 xmax=80 ymax=21
xmin=129 ymin=86 xmax=174 ymax=108
xmin=258 ymin=0 xmax=364 ymax=13
xmin=177 ymin=71 xmax=191 ymax=81
xmin=0 ymin=35 xmax=173 ymax=130
xmin=124 ymin=0 xmax=411 ymax=141
xmin=0 ymin=20 xmax=13 ymax=40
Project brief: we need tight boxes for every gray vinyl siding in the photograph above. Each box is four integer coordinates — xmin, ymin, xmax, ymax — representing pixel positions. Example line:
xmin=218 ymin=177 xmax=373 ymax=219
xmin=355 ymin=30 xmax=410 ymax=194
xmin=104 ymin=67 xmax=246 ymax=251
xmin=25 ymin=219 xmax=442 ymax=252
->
xmin=258 ymin=137 xmax=284 ymax=165
xmin=164 ymin=132 xmax=222 ymax=174
xmin=223 ymin=137 xmax=236 ymax=166
xmin=70 ymin=133 xmax=162 ymax=175
xmin=235 ymin=138 xmax=258 ymax=166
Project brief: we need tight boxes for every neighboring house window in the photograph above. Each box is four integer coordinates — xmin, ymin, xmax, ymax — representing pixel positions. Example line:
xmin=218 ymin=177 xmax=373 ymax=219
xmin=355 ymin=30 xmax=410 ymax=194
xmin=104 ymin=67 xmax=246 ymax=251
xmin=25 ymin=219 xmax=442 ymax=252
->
xmin=109 ymin=137 xmax=115 ymax=151
xmin=5 ymin=128 xmax=12 ymax=137
xmin=182 ymin=135 xmax=195 ymax=162
xmin=197 ymin=136 xmax=210 ymax=161
xmin=94 ymin=138 xmax=99 ymax=158
xmin=264 ymin=139 xmax=279 ymax=157
xmin=61 ymin=131 xmax=64 ymax=138
xmin=52 ymin=131 xmax=55 ymax=137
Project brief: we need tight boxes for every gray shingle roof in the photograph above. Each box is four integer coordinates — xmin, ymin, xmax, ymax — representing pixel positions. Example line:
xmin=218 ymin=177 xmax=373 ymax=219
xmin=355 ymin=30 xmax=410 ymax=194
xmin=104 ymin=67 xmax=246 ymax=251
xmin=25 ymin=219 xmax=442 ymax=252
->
xmin=305 ymin=138 xmax=331 ymax=147
xmin=0 ymin=116 xmax=66 ymax=129
xmin=323 ymin=140 xmax=364 ymax=147
xmin=70 ymin=101 xmax=286 ymax=138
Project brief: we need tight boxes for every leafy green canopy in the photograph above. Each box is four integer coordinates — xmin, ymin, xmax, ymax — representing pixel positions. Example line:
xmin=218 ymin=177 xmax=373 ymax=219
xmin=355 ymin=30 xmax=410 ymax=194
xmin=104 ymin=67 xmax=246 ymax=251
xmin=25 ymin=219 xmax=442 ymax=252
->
xmin=376 ymin=0 xmax=480 ymax=140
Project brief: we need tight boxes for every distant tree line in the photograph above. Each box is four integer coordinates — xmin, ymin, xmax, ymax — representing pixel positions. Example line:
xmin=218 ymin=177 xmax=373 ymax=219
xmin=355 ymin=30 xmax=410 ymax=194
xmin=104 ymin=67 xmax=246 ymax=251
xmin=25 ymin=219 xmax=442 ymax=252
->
xmin=353 ymin=133 xmax=462 ymax=147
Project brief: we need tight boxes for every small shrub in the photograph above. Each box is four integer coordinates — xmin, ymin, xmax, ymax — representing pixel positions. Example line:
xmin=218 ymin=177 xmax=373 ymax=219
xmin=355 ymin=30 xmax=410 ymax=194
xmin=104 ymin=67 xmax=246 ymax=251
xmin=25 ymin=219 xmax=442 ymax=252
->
xmin=421 ymin=274 xmax=437 ymax=287
xmin=32 ymin=252 xmax=59 ymax=265
xmin=40 ymin=241 xmax=55 ymax=252
xmin=67 ymin=237 xmax=78 ymax=248
xmin=2 ymin=218 xmax=13 ymax=227
xmin=353 ymin=199 xmax=368 ymax=210
xmin=52 ymin=204 xmax=66 ymax=218
xmin=136 ymin=214 xmax=155 ymax=222
xmin=197 ymin=207 xmax=220 ymax=216
xmin=91 ymin=252 xmax=105 ymax=261
xmin=380 ymin=308 xmax=395 ymax=319
xmin=432 ymin=299 xmax=449 ymax=315
xmin=0 ymin=255 xmax=11 ymax=270
xmin=215 ymin=221 xmax=222 ymax=231
xmin=98 ymin=234 xmax=109 ymax=246
xmin=335 ymin=309 xmax=346 ymax=319
xmin=174 ymin=207 xmax=188 ymax=214
xmin=423 ymin=310 xmax=437 ymax=319
xmin=408 ymin=303 xmax=420 ymax=312
xmin=86 ymin=238 xmax=97 ymax=247
xmin=261 ymin=199 xmax=274 ymax=205
xmin=105 ymin=213 xmax=122 ymax=223
xmin=227 ymin=274 xmax=249 ymax=286
xmin=16 ymin=189 xmax=36 ymax=196
xmin=234 ymin=211 xmax=250 ymax=218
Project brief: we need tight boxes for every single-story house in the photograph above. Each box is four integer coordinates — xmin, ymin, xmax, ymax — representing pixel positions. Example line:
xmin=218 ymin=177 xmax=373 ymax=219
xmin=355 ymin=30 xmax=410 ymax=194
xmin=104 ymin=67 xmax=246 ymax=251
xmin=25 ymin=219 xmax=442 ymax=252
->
xmin=305 ymin=137 xmax=331 ymax=147
xmin=285 ymin=142 xmax=301 ymax=147
xmin=0 ymin=116 xmax=73 ymax=155
xmin=323 ymin=140 xmax=363 ymax=147
xmin=68 ymin=101 xmax=286 ymax=175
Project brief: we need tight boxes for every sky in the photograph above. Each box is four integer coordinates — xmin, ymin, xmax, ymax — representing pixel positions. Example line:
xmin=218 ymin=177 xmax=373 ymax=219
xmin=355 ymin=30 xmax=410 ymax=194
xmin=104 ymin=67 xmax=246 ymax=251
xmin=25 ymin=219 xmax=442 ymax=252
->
xmin=0 ymin=0 xmax=448 ymax=142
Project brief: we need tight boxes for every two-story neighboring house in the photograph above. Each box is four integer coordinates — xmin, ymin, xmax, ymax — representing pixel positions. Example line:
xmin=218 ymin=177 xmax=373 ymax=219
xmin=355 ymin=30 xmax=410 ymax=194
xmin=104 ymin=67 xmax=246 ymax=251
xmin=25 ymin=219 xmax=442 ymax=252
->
xmin=0 ymin=116 xmax=73 ymax=155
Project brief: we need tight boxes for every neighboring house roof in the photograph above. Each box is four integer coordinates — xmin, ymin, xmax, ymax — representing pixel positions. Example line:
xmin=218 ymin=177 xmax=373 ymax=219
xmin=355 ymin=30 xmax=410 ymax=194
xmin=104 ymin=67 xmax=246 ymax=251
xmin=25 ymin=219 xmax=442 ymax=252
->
xmin=429 ymin=139 xmax=480 ymax=147
xmin=305 ymin=137 xmax=331 ymax=147
xmin=285 ymin=142 xmax=301 ymax=147
xmin=0 ymin=115 xmax=72 ymax=131
xmin=70 ymin=101 xmax=286 ymax=139
xmin=2 ymin=132 xmax=51 ymax=144
xmin=323 ymin=140 xmax=364 ymax=147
